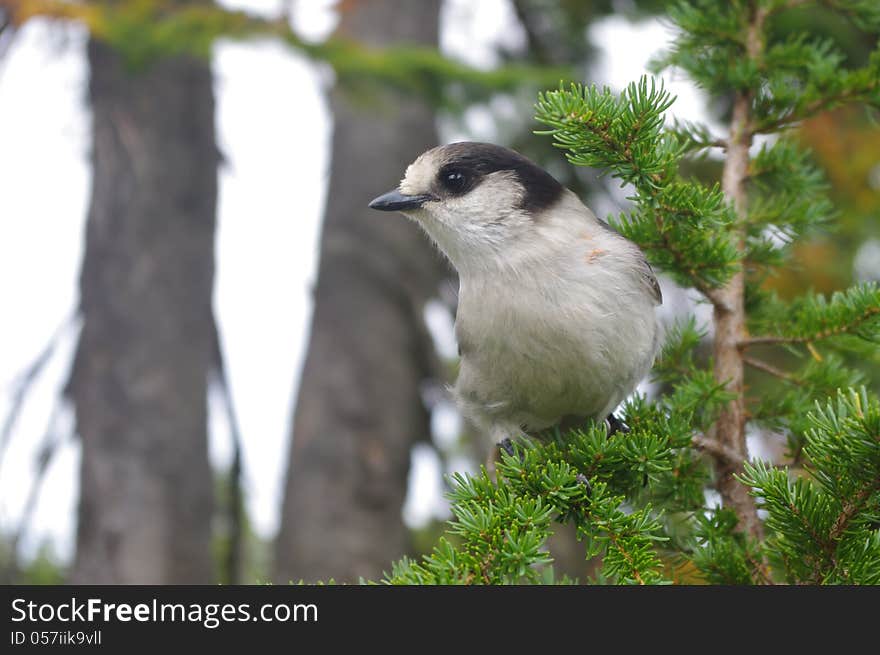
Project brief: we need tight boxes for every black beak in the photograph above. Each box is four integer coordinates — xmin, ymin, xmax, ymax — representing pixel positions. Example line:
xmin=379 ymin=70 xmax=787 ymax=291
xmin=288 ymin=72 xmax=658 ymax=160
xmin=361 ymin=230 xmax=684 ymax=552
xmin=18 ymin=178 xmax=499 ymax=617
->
xmin=368 ymin=189 xmax=434 ymax=212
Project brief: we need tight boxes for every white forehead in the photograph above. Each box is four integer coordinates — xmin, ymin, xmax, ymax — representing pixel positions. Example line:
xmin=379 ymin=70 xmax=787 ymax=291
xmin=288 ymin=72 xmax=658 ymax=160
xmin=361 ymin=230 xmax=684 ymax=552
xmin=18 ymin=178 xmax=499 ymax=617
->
xmin=399 ymin=147 xmax=445 ymax=195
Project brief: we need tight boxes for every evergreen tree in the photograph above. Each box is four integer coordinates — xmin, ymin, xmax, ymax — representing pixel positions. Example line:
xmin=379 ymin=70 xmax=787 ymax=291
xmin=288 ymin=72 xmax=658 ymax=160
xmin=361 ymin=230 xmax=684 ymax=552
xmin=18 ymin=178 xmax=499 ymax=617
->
xmin=384 ymin=0 xmax=880 ymax=585
xmin=10 ymin=0 xmax=878 ymax=585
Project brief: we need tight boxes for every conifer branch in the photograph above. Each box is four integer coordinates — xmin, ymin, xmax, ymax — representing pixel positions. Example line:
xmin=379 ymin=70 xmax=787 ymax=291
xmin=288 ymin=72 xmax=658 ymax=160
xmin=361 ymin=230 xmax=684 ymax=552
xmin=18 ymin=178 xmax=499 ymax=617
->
xmin=739 ymin=389 xmax=880 ymax=584
xmin=535 ymin=79 xmax=739 ymax=295
xmin=743 ymin=355 xmax=799 ymax=383
xmin=747 ymin=553 xmax=776 ymax=586
xmin=753 ymin=80 xmax=880 ymax=134
xmin=692 ymin=434 xmax=745 ymax=467
xmin=601 ymin=528 xmax=646 ymax=585
xmin=742 ymin=283 xmax=880 ymax=348
xmin=741 ymin=335 xmax=808 ymax=347
xmin=8 ymin=0 xmax=567 ymax=106
xmin=827 ymin=481 xmax=878 ymax=544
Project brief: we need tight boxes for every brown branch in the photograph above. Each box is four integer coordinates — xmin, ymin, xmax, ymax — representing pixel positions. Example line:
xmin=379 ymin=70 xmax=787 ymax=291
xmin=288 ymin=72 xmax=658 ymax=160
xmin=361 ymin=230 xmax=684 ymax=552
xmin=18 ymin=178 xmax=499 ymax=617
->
xmin=785 ymin=498 xmax=836 ymax=583
xmin=510 ymin=0 xmax=553 ymax=66
xmin=2 ymin=403 xmax=67 ymax=582
xmin=604 ymin=527 xmax=646 ymax=585
xmin=0 ymin=313 xmax=75 ymax=477
xmin=682 ymin=136 xmax=730 ymax=150
xmin=710 ymin=1 xmax=767 ymax=541
xmin=692 ymin=434 xmax=745 ymax=468
xmin=828 ymin=481 xmax=879 ymax=544
xmin=743 ymin=355 xmax=799 ymax=384
xmin=741 ymin=306 xmax=880 ymax=348
xmin=764 ymin=0 xmax=816 ymax=18
xmin=746 ymin=551 xmax=776 ymax=585
xmin=650 ymin=217 xmax=719 ymax=301
xmin=791 ymin=478 xmax=878 ymax=583
xmin=753 ymin=82 xmax=880 ymax=136
xmin=212 ymin=323 xmax=244 ymax=586
xmin=739 ymin=335 xmax=804 ymax=347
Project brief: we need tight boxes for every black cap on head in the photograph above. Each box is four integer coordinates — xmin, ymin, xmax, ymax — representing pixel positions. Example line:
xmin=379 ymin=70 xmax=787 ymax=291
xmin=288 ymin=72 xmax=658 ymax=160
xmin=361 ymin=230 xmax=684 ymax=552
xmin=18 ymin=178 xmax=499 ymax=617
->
xmin=434 ymin=142 xmax=564 ymax=213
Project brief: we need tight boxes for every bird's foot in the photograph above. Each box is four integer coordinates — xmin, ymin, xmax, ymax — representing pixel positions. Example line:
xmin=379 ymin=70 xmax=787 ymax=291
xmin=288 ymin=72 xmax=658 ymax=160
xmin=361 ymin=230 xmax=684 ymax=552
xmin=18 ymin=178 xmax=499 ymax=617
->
xmin=498 ymin=437 xmax=530 ymax=465
xmin=499 ymin=437 xmax=517 ymax=458
xmin=575 ymin=473 xmax=592 ymax=497
xmin=605 ymin=413 xmax=630 ymax=436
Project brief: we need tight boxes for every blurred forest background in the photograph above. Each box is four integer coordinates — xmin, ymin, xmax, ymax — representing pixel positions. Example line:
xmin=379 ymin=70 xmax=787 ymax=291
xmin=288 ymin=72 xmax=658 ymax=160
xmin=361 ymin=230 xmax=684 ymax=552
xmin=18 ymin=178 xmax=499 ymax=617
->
xmin=0 ymin=0 xmax=877 ymax=584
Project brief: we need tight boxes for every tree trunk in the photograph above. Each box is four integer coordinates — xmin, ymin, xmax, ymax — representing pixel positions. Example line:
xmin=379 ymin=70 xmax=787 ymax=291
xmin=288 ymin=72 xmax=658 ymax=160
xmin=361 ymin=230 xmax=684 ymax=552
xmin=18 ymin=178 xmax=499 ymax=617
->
xmin=69 ymin=38 xmax=217 ymax=584
xmin=274 ymin=0 xmax=444 ymax=583
xmin=710 ymin=5 xmax=767 ymax=541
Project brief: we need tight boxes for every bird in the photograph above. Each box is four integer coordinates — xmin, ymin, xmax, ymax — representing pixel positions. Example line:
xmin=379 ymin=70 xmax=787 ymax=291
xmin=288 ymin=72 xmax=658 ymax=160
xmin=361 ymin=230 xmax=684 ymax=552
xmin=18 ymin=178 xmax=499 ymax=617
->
xmin=369 ymin=142 xmax=662 ymax=450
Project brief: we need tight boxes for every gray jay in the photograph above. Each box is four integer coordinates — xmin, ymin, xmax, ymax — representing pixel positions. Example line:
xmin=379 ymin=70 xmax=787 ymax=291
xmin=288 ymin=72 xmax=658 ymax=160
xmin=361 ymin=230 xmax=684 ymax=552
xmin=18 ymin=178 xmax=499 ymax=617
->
xmin=369 ymin=142 xmax=662 ymax=447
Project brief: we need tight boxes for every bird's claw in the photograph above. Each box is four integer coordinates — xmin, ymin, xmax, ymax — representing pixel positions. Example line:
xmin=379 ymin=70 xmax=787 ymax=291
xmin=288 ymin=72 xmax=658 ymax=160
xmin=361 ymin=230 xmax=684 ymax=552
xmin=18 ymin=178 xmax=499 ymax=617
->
xmin=498 ymin=437 xmax=526 ymax=463
xmin=499 ymin=437 xmax=517 ymax=458
xmin=606 ymin=413 xmax=630 ymax=436
xmin=575 ymin=473 xmax=592 ymax=497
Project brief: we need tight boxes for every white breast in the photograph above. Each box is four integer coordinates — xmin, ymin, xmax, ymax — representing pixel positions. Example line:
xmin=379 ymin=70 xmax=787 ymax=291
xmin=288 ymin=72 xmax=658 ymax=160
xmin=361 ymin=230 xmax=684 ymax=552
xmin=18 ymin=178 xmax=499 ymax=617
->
xmin=452 ymin=194 xmax=660 ymax=439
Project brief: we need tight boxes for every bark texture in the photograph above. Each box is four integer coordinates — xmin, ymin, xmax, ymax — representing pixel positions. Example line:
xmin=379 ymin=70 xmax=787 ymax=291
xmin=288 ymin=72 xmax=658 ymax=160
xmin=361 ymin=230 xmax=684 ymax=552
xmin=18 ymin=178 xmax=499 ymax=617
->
xmin=70 ymin=38 xmax=217 ymax=583
xmin=274 ymin=0 xmax=445 ymax=583
xmin=710 ymin=5 xmax=767 ymax=540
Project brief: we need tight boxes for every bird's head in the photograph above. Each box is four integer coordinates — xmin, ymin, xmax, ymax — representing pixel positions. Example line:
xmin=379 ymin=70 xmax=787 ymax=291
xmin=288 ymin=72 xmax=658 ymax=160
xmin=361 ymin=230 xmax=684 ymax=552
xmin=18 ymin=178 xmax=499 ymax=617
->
xmin=369 ymin=142 xmax=566 ymax=272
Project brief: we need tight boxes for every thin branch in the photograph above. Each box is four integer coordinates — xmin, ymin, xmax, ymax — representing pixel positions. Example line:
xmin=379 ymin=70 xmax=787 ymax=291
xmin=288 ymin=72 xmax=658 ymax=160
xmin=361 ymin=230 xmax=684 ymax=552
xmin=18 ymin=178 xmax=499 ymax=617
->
xmin=0 ymin=313 xmax=75 ymax=477
xmin=828 ymin=480 xmax=879 ymax=544
xmin=650 ymin=215 xmax=721 ymax=303
xmin=743 ymin=355 xmax=799 ymax=383
xmin=212 ymin=323 xmax=244 ymax=586
xmin=792 ymin=476 xmax=880 ymax=584
xmin=510 ymin=0 xmax=553 ymax=66
xmin=10 ymin=0 xmax=569 ymax=107
xmin=3 ymin=402 xmax=68 ymax=582
xmin=692 ymin=434 xmax=745 ymax=468
xmin=740 ymin=303 xmax=880 ymax=348
xmin=753 ymin=82 xmax=880 ymax=135
xmin=747 ymin=553 xmax=777 ymax=585
xmin=739 ymin=335 xmax=804 ymax=347
xmin=765 ymin=0 xmax=814 ymax=18
xmin=602 ymin=526 xmax=646 ymax=585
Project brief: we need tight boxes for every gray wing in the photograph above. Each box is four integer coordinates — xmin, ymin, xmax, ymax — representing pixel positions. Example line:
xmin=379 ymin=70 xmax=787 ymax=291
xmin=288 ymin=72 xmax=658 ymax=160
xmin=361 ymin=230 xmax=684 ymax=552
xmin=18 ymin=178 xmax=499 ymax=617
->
xmin=595 ymin=216 xmax=662 ymax=305
xmin=642 ymin=260 xmax=662 ymax=305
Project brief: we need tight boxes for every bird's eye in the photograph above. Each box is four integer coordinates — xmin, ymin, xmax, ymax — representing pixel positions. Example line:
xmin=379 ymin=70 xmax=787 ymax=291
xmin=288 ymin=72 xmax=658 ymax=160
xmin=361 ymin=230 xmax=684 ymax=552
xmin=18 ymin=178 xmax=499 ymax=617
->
xmin=440 ymin=170 xmax=469 ymax=194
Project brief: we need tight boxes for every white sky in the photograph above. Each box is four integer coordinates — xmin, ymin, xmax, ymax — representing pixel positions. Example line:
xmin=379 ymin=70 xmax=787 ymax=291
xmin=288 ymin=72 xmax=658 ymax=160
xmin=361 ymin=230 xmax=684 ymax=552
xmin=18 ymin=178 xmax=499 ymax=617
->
xmin=0 ymin=1 xmax=713 ymax=564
